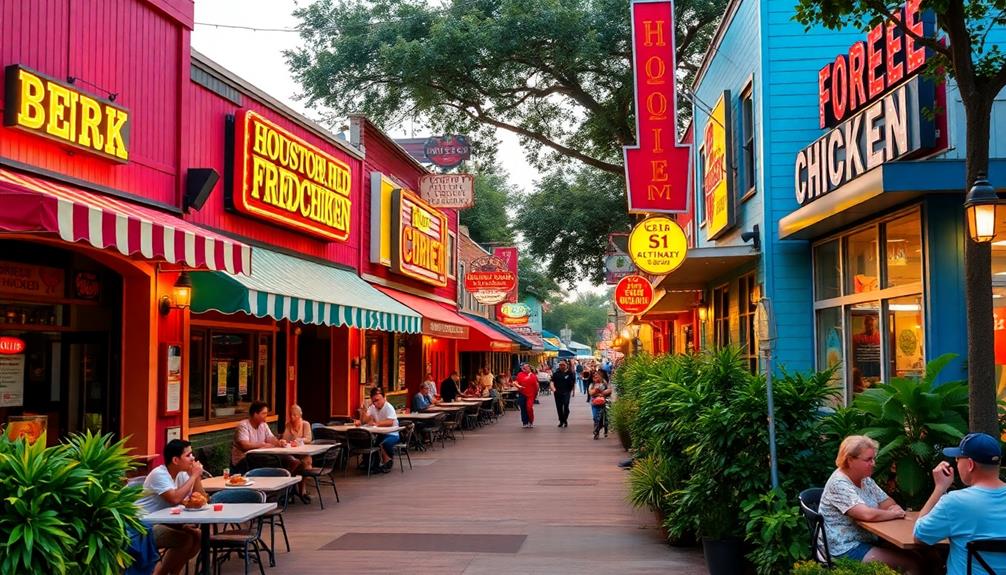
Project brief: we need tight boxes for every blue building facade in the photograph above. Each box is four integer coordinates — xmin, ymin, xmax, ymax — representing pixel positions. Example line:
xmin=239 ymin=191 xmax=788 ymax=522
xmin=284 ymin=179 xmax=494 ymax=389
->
xmin=650 ymin=0 xmax=1006 ymax=404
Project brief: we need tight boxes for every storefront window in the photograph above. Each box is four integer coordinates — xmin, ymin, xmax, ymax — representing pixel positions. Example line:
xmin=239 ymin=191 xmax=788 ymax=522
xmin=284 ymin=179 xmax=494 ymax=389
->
xmin=814 ymin=240 xmax=841 ymax=300
xmin=848 ymin=302 xmax=881 ymax=394
xmin=365 ymin=333 xmax=385 ymax=388
xmin=738 ymin=274 xmax=757 ymax=372
xmin=883 ymin=214 xmax=923 ymax=288
xmin=816 ymin=307 xmax=844 ymax=397
xmin=887 ymin=295 xmax=924 ymax=379
xmin=844 ymin=227 xmax=879 ymax=295
xmin=189 ymin=328 xmax=273 ymax=423
xmin=713 ymin=285 xmax=730 ymax=348
xmin=991 ymin=243 xmax=1006 ymax=401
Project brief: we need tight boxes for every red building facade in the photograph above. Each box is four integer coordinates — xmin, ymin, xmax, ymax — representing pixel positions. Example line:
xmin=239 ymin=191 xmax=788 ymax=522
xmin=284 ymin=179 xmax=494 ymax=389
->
xmin=0 ymin=0 xmax=457 ymax=461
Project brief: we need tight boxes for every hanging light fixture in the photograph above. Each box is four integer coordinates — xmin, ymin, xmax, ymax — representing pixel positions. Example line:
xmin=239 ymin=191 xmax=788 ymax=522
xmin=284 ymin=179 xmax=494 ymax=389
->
xmin=965 ymin=173 xmax=1000 ymax=243
xmin=159 ymin=271 xmax=193 ymax=315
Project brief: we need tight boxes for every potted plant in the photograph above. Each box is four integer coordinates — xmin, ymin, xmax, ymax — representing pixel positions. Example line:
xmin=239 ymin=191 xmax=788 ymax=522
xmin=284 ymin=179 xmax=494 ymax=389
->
xmin=610 ymin=397 xmax=637 ymax=451
xmin=0 ymin=430 xmax=143 ymax=574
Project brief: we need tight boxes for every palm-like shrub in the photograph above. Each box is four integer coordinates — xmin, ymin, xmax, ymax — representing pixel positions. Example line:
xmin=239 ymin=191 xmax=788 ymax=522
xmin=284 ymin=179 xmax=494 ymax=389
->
xmin=0 ymin=431 xmax=143 ymax=574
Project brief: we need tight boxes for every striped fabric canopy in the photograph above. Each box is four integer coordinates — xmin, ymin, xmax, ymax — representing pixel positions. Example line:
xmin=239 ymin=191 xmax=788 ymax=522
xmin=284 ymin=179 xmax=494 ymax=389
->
xmin=190 ymin=247 xmax=422 ymax=333
xmin=0 ymin=168 xmax=251 ymax=275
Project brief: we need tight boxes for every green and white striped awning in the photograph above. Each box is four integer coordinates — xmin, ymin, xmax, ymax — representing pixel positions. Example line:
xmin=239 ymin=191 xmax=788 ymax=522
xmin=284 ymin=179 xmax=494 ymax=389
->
xmin=190 ymin=247 xmax=422 ymax=333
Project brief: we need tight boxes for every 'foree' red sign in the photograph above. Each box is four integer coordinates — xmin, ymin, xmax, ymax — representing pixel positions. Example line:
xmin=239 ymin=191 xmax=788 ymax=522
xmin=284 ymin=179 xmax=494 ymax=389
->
xmin=623 ymin=0 xmax=690 ymax=214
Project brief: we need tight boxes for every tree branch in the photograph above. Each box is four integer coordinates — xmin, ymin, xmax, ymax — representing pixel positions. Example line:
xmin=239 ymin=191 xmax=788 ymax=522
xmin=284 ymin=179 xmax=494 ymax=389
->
xmin=861 ymin=0 xmax=952 ymax=58
xmin=443 ymin=101 xmax=624 ymax=174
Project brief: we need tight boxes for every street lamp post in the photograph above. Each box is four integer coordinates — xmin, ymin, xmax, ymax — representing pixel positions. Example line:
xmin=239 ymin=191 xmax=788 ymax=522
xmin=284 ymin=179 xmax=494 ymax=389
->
xmin=964 ymin=173 xmax=1005 ymax=435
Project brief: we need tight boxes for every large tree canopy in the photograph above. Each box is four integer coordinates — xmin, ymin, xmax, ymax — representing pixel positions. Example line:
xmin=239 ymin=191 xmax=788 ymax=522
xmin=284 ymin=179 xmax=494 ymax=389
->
xmin=542 ymin=290 xmax=611 ymax=347
xmin=793 ymin=0 xmax=1006 ymax=436
xmin=514 ymin=167 xmax=631 ymax=286
xmin=459 ymin=168 xmax=516 ymax=246
xmin=287 ymin=0 xmax=726 ymax=173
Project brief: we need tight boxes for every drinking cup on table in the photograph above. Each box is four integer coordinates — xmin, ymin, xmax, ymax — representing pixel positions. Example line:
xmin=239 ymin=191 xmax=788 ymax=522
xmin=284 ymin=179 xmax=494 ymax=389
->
xmin=223 ymin=468 xmax=230 ymax=480
xmin=213 ymin=503 xmax=223 ymax=512
xmin=170 ymin=507 xmax=182 ymax=515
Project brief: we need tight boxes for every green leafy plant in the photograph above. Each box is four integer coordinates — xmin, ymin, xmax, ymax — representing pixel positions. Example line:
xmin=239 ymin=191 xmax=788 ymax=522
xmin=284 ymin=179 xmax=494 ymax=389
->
xmin=609 ymin=397 xmax=638 ymax=450
xmin=792 ymin=559 xmax=900 ymax=574
xmin=851 ymin=353 xmax=968 ymax=507
xmin=743 ymin=489 xmax=807 ymax=575
xmin=627 ymin=454 xmax=673 ymax=512
xmin=0 ymin=431 xmax=142 ymax=574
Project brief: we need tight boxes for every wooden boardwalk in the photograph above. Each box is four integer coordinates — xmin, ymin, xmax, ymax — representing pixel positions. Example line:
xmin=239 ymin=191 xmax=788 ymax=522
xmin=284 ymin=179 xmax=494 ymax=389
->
xmin=218 ymin=396 xmax=707 ymax=574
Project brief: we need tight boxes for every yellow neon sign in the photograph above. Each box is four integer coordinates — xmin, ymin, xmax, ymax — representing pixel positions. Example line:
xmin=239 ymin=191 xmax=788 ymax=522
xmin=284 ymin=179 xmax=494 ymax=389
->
xmin=4 ymin=65 xmax=129 ymax=162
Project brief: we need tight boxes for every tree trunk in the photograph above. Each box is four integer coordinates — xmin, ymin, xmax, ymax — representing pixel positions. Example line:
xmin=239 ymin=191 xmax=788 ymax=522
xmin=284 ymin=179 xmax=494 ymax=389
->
xmin=963 ymin=96 xmax=998 ymax=436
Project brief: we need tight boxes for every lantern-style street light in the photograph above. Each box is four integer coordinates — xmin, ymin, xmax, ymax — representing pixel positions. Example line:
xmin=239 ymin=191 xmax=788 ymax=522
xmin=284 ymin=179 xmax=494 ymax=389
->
xmin=965 ymin=173 xmax=1001 ymax=243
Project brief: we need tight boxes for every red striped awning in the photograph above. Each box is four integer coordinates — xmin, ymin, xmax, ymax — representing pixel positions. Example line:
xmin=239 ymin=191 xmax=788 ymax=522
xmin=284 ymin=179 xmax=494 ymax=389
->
xmin=0 ymin=168 xmax=251 ymax=275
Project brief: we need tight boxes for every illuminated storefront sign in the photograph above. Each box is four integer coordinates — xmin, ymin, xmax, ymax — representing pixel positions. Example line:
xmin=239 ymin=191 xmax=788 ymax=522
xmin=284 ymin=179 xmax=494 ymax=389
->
xmin=465 ymin=255 xmax=517 ymax=305
xmin=614 ymin=275 xmax=654 ymax=315
xmin=793 ymin=0 xmax=944 ymax=207
xmin=498 ymin=302 xmax=530 ymax=326
xmin=391 ymin=188 xmax=448 ymax=286
xmin=4 ymin=65 xmax=130 ymax=162
xmin=232 ymin=110 xmax=352 ymax=241
xmin=0 ymin=337 xmax=26 ymax=355
xmin=703 ymin=91 xmax=734 ymax=239
xmin=623 ymin=0 xmax=690 ymax=213
xmin=628 ymin=216 xmax=688 ymax=275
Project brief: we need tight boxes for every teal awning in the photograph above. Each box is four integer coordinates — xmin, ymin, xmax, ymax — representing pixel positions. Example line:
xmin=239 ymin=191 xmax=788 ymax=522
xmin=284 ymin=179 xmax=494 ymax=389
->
xmin=190 ymin=247 xmax=422 ymax=333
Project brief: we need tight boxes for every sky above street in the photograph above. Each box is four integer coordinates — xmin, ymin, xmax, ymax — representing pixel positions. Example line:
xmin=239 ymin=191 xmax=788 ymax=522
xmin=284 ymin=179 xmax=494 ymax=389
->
xmin=191 ymin=0 xmax=606 ymax=299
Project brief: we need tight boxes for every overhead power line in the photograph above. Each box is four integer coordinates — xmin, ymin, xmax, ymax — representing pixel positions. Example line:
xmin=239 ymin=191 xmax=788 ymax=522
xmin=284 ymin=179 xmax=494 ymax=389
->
xmin=195 ymin=22 xmax=300 ymax=33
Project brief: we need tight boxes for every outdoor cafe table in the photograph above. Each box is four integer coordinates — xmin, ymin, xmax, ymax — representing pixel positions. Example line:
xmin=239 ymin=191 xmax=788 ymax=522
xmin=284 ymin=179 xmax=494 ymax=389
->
xmin=855 ymin=511 xmax=948 ymax=550
xmin=438 ymin=401 xmax=482 ymax=407
xmin=425 ymin=405 xmax=464 ymax=413
xmin=326 ymin=424 xmax=404 ymax=434
xmin=202 ymin=474 xmax=302 ymax=493
xmin=396 ymin=412 xmax=441 ymax=420
xmin=143 ymin=502 xmax=276 ymax=575
xmin=246 ymin=443 xmax=334 ymax=457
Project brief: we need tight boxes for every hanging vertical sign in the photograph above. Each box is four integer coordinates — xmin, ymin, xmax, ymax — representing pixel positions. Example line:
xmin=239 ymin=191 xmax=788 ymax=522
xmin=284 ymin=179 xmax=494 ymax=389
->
xmin=703 ymin=91 xmax=735 ymax=239
xmin=623 ymin=0 xmax=690 ymax=214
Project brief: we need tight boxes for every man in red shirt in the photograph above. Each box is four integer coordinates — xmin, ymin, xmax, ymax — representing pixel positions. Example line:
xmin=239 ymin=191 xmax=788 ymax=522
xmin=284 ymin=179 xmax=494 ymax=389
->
xmin=515 ymin=363 xmax=539 ymax=428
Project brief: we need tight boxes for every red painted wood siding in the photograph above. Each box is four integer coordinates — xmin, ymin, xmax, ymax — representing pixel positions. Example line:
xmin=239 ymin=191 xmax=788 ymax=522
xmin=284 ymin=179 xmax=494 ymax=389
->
xmin=0 ymin=0 xmax=186 ymax=206
xmin=183 ymin=82 xmax=362 ymax=267
xmin=357 ymin=123 xmax=459 ymax=302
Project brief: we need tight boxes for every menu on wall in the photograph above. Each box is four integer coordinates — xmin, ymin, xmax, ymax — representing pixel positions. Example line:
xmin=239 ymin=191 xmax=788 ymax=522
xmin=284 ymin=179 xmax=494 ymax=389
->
xmin=397 ymin=341 xmax=406 ymax=390
xmin=216 ymin=362 xmax=229 ymax=397
xmin=0 ymin=354 xmax=25 ymax=407
xmin=165 ymin=345 xmax=182 ymax=413
xmin=238 ymin=361 xmax=250 ymax=396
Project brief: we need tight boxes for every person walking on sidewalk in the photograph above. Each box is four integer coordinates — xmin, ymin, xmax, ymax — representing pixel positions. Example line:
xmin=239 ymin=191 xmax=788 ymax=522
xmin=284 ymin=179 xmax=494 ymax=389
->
xmin=550 ymin=360 xmax=576 ymax=428
xmin=588 ymin=371 xmax=612 ymax=439
xmin=516 ymin=362 xmax=538 ymax=428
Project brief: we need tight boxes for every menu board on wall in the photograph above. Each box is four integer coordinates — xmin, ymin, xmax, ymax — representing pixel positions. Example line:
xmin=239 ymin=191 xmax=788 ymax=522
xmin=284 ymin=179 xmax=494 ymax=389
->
xmin=238 ymin=361 xmax=250 ymax=396
xmin=164 ymin=344 xmax=182 ymax=414
xmin=397 ymin=340 xmax=406 ymax=390
xmin=0 ymin=354 xmax=25 ymax=407
xmin=216 ymin=362 xmax=229 ymax=397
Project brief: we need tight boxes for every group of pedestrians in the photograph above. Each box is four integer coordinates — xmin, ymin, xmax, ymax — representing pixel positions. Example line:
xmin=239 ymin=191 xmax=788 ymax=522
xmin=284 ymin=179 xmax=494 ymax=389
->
xmin=511 ymin=360 xmax=612 ymax=438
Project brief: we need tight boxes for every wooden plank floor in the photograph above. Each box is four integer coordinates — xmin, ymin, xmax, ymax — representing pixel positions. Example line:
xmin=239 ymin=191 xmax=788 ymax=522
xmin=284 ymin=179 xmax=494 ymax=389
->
xmin=217 ymin=395 xmax=707 ymax=574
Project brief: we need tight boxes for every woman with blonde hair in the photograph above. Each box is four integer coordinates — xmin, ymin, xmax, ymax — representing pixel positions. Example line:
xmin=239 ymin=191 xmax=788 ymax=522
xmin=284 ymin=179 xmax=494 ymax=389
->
xmin=282 ymin=404 xmax=313 ymax=502
xmin=818 ymin=435 xmax=924 ymax=574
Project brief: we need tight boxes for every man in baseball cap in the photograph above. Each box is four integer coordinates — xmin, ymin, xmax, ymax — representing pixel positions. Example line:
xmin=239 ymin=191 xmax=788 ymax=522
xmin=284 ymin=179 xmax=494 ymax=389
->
xmin=914 ymin=433 xmax=1006 ymax=575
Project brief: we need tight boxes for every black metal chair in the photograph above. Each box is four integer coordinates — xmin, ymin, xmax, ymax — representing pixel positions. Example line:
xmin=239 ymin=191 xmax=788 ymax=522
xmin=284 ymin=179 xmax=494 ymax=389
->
xmin=464 ymin=403 xmax=480 ymax=429
xmin=968 ymin=538 xmax=1006 ymax=574
xmin=344 ymin=428 xmax=382 ymax=477
xmin=442 ymin=408 xmax=465 ymax=442
xmin=244 ymin=452 xmax=283 ymax=471
xmin=422 ymin=413 xmax=447 ymax=449
xmin=393 ymin=422 xmax=414 ymax=472
xmin=301 ymin=444 xmax=341 ymax=508
xmin=244 ymin=467 xmax=291 ymax=567
xmin=208 ymin=488 xmax=267 ymax=575
xmin=798 ymin=487 xmax=832 ymax=567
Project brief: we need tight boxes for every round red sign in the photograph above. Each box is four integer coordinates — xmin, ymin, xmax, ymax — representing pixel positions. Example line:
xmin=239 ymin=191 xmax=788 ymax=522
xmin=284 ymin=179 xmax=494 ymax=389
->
xmin=614 ymin=275 xmax=654 ymax=315
xmin=0 ymin=336 xmax=26 ymax=355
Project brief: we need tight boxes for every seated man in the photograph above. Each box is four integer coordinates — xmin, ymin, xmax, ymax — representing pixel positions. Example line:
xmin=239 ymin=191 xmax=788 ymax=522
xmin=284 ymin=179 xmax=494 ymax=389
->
xmin=412 ymin=382 xmax=439 ymax=412
xmin=358 ymin=387 xmax=400 ymax=473
xmin=915 ymin=432 xmax=1006 ymax=575
xmin=423 ymin=373 xmax=439 ymax=399
xmin=136 ymin=439 xmax=204 ymax=575
xmin=231 ymin=401 xmax=293 ymax=474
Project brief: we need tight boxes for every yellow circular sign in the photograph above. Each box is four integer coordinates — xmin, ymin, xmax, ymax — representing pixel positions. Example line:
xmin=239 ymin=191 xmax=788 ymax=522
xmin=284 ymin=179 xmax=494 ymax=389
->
xmin=628 ymin=217 xmax=688 ymax=275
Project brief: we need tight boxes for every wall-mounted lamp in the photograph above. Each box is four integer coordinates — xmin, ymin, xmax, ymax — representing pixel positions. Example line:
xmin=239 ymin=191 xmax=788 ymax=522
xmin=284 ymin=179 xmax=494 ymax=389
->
xmin=741 ymin=224 xmax=761 ymax=251
xmin=695 ymin=297 xmax=708 ymax=322
xmin=159 ymin=271 xmax=193 ymax=315
xmin=965 ymin=173 xmax=1002 ymax=243
xmin=351 ymin=357 xmax=361 ymax=369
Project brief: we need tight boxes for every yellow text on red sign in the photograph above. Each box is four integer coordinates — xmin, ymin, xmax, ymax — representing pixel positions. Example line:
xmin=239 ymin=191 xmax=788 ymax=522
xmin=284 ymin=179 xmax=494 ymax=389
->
xmin=234 ymin=110 xmax=352 ymax=242
xmin=393 ymin=188 xmax=448 ymax=286
xmin=4 ymin=65 xmax=129 ymax=162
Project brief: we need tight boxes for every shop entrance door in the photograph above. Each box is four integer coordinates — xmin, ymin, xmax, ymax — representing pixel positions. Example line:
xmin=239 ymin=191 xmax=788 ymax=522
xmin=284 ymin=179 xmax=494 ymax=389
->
xmin=61 ymin=333 xmax=117 ymax=437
